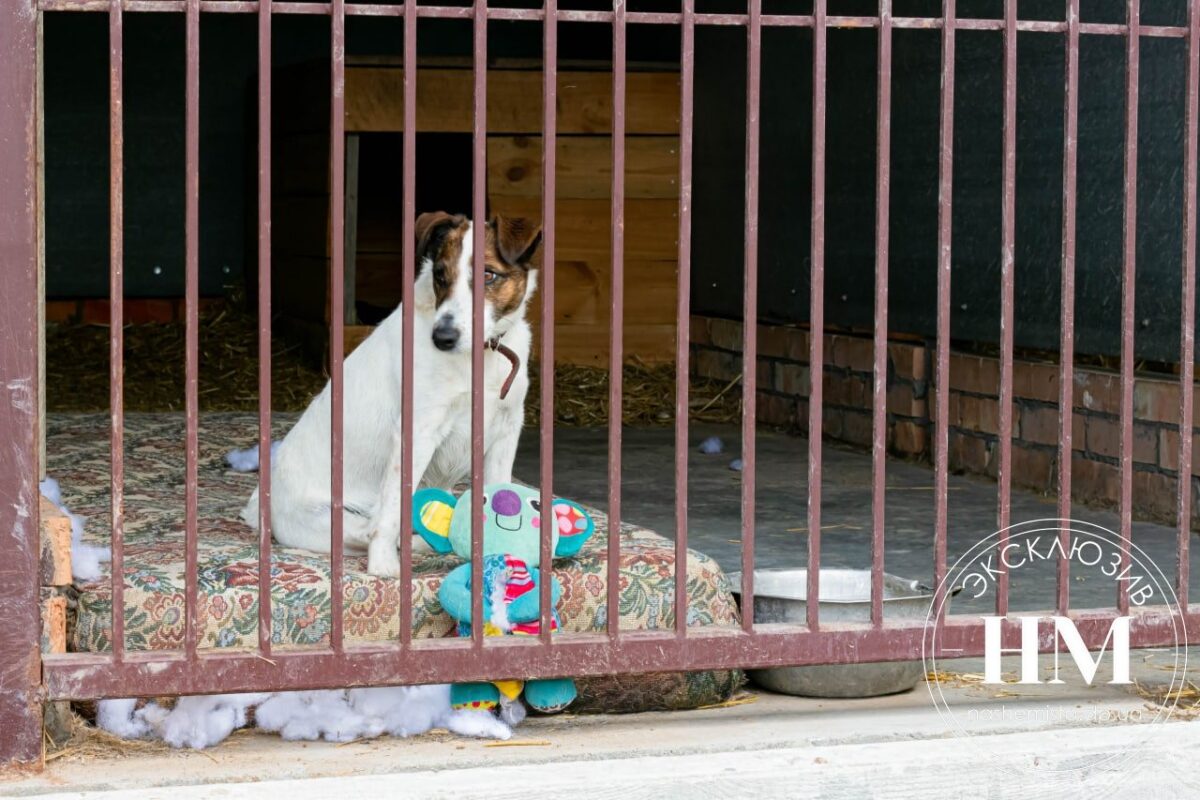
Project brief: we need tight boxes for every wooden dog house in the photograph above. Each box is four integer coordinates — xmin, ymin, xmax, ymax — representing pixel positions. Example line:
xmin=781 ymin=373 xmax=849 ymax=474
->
xmin=272 ymin=57 xmax=682 ymax=366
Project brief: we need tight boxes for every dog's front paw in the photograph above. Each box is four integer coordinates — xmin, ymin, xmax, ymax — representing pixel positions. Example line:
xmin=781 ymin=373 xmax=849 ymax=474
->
xmin=367 ymin=537 xmax=402 ymax=578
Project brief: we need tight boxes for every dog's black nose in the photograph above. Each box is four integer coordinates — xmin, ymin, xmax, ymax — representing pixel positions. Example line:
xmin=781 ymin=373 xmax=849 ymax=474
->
xmin=432 ymin=321 xmax=460 ymax=351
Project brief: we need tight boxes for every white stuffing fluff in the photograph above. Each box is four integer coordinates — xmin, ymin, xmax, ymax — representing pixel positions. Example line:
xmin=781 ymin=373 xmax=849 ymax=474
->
xmin=225 ymin=441 xmax=282 ymax=473
xmin=96 ymin=698 xmax=150 ymax=739
xmin=39 ymin=476 xmax=111 ymax=583
xmin=98 ymin=685 xmax=512 ymax=749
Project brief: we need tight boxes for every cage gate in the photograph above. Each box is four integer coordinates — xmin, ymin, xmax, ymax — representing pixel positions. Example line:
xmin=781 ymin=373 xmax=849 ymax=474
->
xmin=1 ymin=0 xmax=1199 ymax=769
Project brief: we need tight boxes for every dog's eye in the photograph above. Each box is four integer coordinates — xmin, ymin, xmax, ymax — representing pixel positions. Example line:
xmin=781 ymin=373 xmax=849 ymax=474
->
xmin=484 ymin=270 xmax=501 ymax=285
xmin=433 ymin=266 xmax=447 ymax=287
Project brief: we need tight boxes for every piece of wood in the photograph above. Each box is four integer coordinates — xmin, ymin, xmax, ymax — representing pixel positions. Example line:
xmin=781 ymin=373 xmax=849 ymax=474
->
xmin=344 ymin=325 xmax=374 ymax=356
xmin=40 ymin=496 xmax=72 ymax=588
xmin=344 ymin=134 xmax=361 ymax=325
xmin=488 ymin=136 xmax=680 ymax=200
xmin=345 ymin=68 xmax=681 ymax=135
xmin=40 ymin=588 xmax=67 ymax=654
xmin=490 ymin=196 xmax=680 ymax=261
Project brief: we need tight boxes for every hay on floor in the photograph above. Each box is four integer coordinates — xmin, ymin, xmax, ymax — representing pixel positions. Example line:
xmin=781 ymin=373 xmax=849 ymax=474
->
xmin=47 ymin=301 xmax=742 ymax=425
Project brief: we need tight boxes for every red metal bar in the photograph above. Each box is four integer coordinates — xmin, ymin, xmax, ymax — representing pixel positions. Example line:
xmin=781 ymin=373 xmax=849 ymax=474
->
xmin=870 ymin=0 xmax=892 ymax=629
xmin=44 ymin=609 xmax=1195 ymax=700
xmin=256 ymin=0 xmax=273 ymax=656
xmin=329 ymin=0 xmax=346 ymax=651
xmin=933 ymin=0 xmax=956 ymax=626
xmin=0 ymin=0 xmax=43 ymax=765
xmin=607 ymin=0 xmax=626 ymax=641
xmin=470 ymin=0 xmax=486 ymax=649
xmin=995 ymin=0 xmax=1016 ymax=618
xmin=1117 ymin=0 xmax=1140 ymax=616
xmin=399 ymin=0 xmax=417 ymax=647
xmin=1057 ymin=0 xmax=1080 ymax=616
xmin=675 ymin=0 xmax=696 ymax=639
xmin=109 ymin=0 xmax=127 ymax=663
xmin=1178 ymin=0 xmax=1199 ymax=609
xmin=740 ymin=0 xmax=761 ymax=635
xmin=806 ymin=0 xmax=827 ymax=630
xmin=184 ymin=0 xmax=201 ymax=661
xmin=539 ymin=0 xmax=558 ymax=644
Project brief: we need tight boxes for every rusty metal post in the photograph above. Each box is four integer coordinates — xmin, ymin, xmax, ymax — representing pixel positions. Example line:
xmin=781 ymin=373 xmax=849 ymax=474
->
xmin=0 ymin=0 xmax=43 ymax=767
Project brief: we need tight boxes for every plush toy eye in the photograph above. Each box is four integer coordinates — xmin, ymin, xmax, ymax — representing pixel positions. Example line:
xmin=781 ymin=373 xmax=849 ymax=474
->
xmin=528 ymin=498 xmax=541 ymax=513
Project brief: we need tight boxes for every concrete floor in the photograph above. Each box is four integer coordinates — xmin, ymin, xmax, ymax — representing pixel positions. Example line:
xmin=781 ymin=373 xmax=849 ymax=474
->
xmin=516 ymin=425 xmax=1200 ymax=614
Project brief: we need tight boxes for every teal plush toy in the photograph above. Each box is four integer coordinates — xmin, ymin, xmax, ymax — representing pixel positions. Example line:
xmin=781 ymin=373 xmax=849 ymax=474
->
xmin=413 ymin=482 xmax=596 ymax=718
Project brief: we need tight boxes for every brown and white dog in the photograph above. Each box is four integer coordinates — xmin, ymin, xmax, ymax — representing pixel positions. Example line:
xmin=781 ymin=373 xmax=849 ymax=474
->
xmin=240 ymin=213 xmax=542 ymax=577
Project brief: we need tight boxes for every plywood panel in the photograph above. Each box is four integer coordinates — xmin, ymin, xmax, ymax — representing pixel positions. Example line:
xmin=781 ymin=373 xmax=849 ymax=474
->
xmin=491 ymin=196 xmax=680 ymax=261
xmin=345 ymin=69 xmax=681 ymax=135
xmin=488 ymin=136 xmax=680 ymax=199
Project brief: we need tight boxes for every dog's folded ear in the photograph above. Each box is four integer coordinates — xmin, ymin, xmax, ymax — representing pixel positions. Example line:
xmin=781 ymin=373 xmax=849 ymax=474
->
xmin=491 ymin=216 xmax=543 ymax=268
xmin=415 ymin=211 xmax=464 ymax=264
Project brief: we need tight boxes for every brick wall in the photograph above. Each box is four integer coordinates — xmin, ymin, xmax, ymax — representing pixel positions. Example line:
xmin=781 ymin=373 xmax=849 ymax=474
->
xmin=691 ymin=315 xmax=1200 ymax=528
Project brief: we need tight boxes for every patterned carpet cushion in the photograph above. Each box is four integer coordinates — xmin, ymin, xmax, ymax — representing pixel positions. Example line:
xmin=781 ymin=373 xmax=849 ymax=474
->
xmin=51 ymin=413 xmax=743 ymax=712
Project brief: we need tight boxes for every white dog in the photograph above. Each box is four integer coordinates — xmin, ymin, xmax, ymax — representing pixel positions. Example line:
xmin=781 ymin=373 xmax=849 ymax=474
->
xmin=241 ymin=212 xmax=542 ymax=577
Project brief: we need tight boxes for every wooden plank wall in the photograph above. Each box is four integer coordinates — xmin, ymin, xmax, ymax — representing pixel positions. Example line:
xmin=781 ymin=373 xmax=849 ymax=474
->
xmin=273 ymin=62 xmax=681 ymax=366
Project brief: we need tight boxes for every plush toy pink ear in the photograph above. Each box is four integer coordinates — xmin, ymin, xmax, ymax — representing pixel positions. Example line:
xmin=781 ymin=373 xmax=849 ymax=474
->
xmin=552 ymin=499 xmax=595 ymax=558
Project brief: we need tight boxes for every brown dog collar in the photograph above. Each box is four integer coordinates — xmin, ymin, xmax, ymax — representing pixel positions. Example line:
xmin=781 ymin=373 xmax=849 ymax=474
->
xmin=486 ymin=336 xmax=520 ymax=401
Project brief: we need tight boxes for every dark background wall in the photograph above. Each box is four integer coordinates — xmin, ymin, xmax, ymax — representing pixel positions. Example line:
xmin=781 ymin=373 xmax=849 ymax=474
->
xmin=692 ymin=0 xmax=1196 ymax=362
xmin=44 ymin=0 xmax=1197 ymax=361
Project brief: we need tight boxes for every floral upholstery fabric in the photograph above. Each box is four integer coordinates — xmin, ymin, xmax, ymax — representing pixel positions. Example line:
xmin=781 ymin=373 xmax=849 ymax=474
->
xmin=51 ymin=413 xmax=743 ymax=711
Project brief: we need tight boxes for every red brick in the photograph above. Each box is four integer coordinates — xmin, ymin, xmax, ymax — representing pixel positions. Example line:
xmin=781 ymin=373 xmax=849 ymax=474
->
xmin=708 ymin=318 xmax=743 ymax=352
xmin=1157 ymin=428 xmax=1200 ymax=476
xmin=949 ymin=431 xmax=991 ymax=475
xmin=756 ymin=359 xmax=771 ymax=389
xmin=690 ymin=315 xmax=713 ymax=347
xmin=949 ymin=353 xmax=1001 ymax=396
xmin=757 ymin=323 xmax=796 ymax=360
xmin=1070 ymin=455 xmax=1121 ymax=507
xmin=954 ymin=394 xmax=1001 ymax=436
xmin=1011 ymin=445 xmax=1055 ymax=492
xmin=840 ymin=410 xmax=874 ymax=447
xmin=892 ymin=420 xmax=928 ymax=456
xmin=824 ymin=373 xmax=869 ymax=410
xmin=1132 ymin=469 xmax=1179 ymax=522
xmin=784 ymin=328 xmax=811 ymax=361
xmin=888 ymin=342 xmax=926 ymax=382
xmin=695 ymin=348 xmax=740 ymax=382
xmin=1133 ymin=378 xmax=1182 ymax=425
xmin=1019 ymin=406 xmax=1062 ymax=447
xmin=774 ymin=363 xmax=810 ymax=397
xmin=830 ymin=335 xmax=876 ymax=373
xmin=822 ymin=408 xmax=844 ymax=440
xmin=1084 ymin=417 xmax=1157 ymax=464
xmin=126 ymin=298 xmax=177 ymax=324
xmin=1012 ymin=361 xmax=1060 ymax=403
xmin=887 ymin=381 xmax=926 ymax=418
xmin=1073 ymin=370 xmax=1121 ymax=415
xmin=756 ymin=391 xmax=794 ymax=429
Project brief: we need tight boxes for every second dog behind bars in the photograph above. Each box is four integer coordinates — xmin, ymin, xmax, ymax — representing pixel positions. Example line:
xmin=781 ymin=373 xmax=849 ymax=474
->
xmin=240 ymin=211 xmax=543 ymax=577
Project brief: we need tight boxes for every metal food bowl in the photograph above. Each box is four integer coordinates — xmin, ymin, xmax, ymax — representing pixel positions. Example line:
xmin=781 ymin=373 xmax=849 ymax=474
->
xmin=726 ymin=568 xmax=943 ymax=698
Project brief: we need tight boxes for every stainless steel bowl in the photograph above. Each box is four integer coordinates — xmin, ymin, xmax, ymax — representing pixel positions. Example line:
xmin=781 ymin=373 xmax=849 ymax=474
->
xmin=726 ymin=568 xmax=942 ymax=698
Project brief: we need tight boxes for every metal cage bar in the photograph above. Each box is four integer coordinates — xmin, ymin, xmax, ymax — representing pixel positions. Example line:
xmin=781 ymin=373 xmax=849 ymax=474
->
xmin=1117 ymin=0 xmax=1140 ymax=616
xmin=805 ymin=0 xmax=827 ymax=632
xmin=329 ymin=0 xmax=347 ymax=652
xmin=1056 ymin=0 xmax=1081 ymax=616
xmin=674 ymin=0 xmax=696 ymax=640
xmin=870 ymin=0 xmax=892 ymax=629
xmin=538 ymin=0 xmax=558 ymax=645
xmin=739 ymin=0 xmax=761 ymax=636
xmin=399 ymin=0 xmax=417 ymax=648
xmin=932 ymin=0 xmax=956 ymax=627
xmin=184 ymin=0 xmax=201 ymax=661
xmin=1179 ymin=0 xmax=1200 ymax=610
xmin=469 ymin=0 xmax=486 ymax=650
xmin=109 ymin=0 xmax=127 ymax=663
xmin=607 ymin=0 xmax=626 ymax=642
xmin=994 ymin=0 xmax=1016 ymax=618
xmin=256 ymin=0 xmax=274 ymax=657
